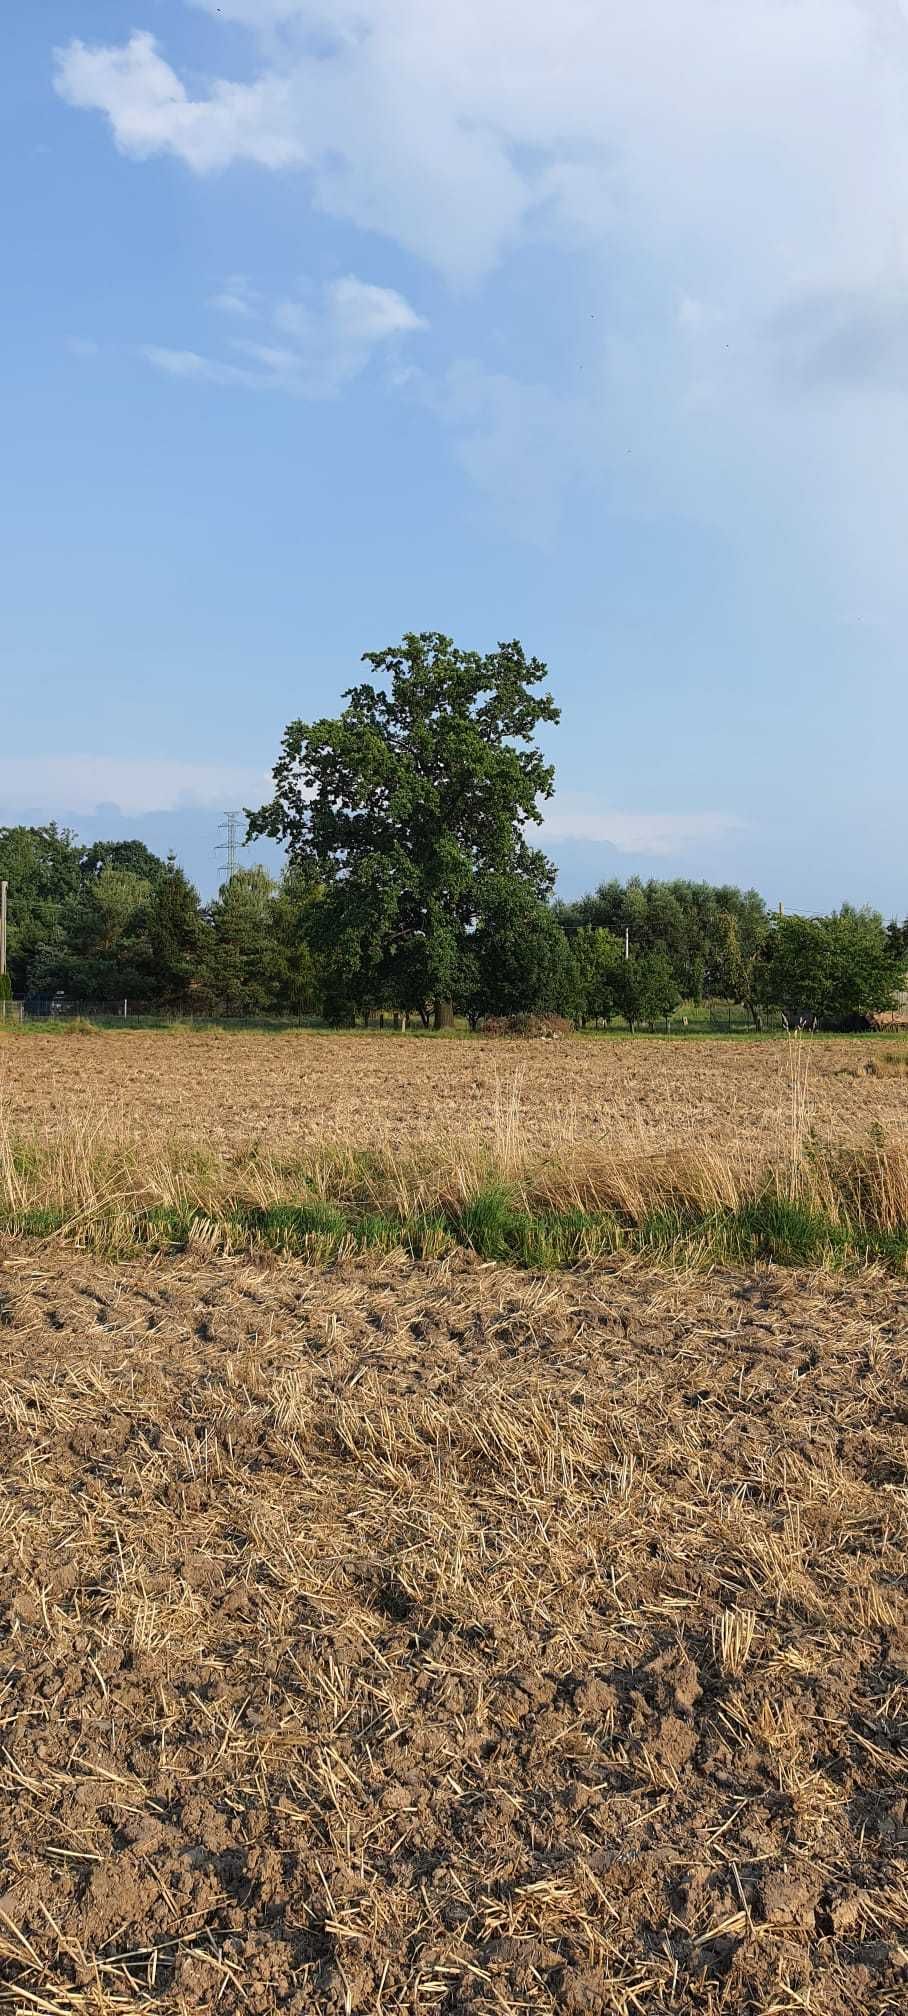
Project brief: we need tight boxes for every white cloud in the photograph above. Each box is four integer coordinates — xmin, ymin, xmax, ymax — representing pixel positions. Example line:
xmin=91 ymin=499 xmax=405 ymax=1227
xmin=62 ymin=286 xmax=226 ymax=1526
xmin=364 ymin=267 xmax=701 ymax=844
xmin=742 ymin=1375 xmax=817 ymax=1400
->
xmin=327 ymin=274 xmax=425 ymax=345
xmin=274 ymin=275 xmax=427 ymax=391
xmin=0 ymin=759 xmax=737 ymax=863
xmin=53 ymin=4 xmax=908 ymax=574
xmin=54 ymin=5 xmax=908 ymax=290
xmin=141 ymin=345 xmax=258 ymax=387
xmin=54 ymin=30 xmax=306 ymax=174
xmin=542 ymin=798 xmax=743 ymax=858
xmin=0 ymin=756 xmax=268 ymax=817
xmin=144 ymin=273 xmax=427 ymax=397
xmin=209 ymin=275 xmax=259 ymax=317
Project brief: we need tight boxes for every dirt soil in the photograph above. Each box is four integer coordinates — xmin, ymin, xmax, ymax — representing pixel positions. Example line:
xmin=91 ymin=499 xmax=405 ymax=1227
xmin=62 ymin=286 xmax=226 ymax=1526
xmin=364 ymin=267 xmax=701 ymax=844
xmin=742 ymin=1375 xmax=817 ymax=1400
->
xmin=2 ymin=1028 xmax=904 ymax=1158
xmin=0 ymin=1247 xmax=905 ymax=2014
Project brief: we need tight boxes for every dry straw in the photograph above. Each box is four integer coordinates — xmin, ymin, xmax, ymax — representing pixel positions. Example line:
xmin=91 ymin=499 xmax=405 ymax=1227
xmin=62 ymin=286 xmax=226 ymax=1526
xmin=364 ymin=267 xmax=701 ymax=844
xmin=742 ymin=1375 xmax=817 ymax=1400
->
xmin=0 ymin=1248 xmax=905 ymax=2012
xmin=0 ymin=1031 xmax=906 ymax=1259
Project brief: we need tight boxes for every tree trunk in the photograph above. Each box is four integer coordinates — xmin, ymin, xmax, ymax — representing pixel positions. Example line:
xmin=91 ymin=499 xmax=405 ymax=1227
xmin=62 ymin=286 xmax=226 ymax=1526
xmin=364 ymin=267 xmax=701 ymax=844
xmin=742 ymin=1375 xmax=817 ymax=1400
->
xmin=434 ymin=997 xmax=455 ymax=1030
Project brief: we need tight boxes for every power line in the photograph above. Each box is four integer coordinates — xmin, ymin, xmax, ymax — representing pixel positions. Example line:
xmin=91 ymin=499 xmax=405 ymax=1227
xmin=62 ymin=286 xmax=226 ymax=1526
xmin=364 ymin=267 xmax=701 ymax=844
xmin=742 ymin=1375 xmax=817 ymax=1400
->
xmin=217 ymin=811 xmax=243 ymax=882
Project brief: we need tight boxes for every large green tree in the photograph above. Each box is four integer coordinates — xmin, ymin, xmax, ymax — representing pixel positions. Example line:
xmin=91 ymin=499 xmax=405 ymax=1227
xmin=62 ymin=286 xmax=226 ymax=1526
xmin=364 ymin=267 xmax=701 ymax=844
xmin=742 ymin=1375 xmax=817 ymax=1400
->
xmin=0 ymin=825 xmax=81 ymax=993
xmin=248 ymin=632 xmax=560 ymax=1027
xmin=30 ymin=867 xmax=153 ymax=1005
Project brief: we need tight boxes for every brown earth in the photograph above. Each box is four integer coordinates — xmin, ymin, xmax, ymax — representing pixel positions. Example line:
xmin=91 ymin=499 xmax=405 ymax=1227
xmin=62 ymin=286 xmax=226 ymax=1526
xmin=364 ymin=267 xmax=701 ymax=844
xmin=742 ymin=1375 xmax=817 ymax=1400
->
xmin=1 ymin=1028 xmax=906 ymax=1158
xmin=0 ymin=1245 xmax=905 ymax=2013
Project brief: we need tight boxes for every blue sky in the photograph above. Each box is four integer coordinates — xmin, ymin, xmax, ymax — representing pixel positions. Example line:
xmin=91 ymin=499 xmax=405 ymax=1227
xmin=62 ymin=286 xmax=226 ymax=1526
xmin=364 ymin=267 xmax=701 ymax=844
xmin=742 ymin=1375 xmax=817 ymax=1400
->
xmin=2 ymin=0 xmax=907 ymax=907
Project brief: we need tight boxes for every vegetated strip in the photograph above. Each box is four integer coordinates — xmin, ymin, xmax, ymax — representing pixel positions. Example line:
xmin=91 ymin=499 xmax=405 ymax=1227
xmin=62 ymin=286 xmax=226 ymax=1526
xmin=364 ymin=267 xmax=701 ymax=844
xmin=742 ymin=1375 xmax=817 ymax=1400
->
xmin=3 ymin=1187 xmax=908 ymax=1271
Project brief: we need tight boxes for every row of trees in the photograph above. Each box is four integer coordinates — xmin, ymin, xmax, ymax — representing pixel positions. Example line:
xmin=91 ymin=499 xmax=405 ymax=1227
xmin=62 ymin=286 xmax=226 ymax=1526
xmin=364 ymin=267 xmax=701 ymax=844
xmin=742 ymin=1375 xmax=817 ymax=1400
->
xmin=1 ymin=824 xmax=903 ymax=1030
xmin=0 ymin=827 xmax=319 ymax=1018
xmin=556 ymin=884 xmax=907 ymax=1031
xmin=2 ymin=634 xmax=906 ymax=1028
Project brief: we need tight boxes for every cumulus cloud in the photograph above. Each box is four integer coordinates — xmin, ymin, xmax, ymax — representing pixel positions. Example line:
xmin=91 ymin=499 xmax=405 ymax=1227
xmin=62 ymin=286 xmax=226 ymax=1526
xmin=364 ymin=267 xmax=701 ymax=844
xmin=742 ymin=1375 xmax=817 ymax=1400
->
xmin=143 ymin=273 xmax=427 ymax=397
xmin=54 ymin=4 xmax=908 ymax=291
xmin=53 ymin=4 xmax=908 ymax=569
xmin=54 ymin=30 xmax=306 ymax=174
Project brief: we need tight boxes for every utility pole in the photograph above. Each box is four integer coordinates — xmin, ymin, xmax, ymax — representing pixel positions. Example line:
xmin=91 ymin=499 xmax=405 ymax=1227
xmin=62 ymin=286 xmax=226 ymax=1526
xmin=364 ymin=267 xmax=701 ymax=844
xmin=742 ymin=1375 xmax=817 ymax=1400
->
xmin=217 ymin=812 xmax=243 ymax=883
xmin=0 ymin=881 xmax=7 ymax=979
xmin=624 ymin=926 xmax=629 ymax=962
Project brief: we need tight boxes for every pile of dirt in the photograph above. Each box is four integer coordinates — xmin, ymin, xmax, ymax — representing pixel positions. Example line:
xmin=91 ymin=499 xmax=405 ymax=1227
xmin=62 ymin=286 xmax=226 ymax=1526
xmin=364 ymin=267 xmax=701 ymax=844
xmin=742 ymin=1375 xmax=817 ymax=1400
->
xmin=0 ymin=1246 xmax=905 ymax=2013
xmin=479 ymin=1014 xmax=575 ymax=1039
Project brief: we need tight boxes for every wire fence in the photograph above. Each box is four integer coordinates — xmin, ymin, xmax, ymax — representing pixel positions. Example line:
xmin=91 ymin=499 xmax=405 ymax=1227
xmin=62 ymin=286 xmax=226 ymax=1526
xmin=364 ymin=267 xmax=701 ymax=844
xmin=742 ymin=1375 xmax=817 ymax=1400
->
xmin=7 ymin=996 xmax=790 ymax=1036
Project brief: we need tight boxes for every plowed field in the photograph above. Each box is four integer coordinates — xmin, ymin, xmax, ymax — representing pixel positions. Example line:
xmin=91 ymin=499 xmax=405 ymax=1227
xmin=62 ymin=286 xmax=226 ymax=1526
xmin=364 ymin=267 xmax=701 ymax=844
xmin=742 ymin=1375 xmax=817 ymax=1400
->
xmin=0 ymin=1246 xmax=905 ymax=2013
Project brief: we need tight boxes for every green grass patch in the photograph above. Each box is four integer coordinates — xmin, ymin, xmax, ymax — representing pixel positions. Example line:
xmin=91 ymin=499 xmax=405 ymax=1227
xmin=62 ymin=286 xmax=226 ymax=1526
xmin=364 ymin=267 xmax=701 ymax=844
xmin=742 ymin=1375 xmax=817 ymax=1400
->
xmin=230 ymin=1201 xmax=349 ymax=1252
xmin=6 ymin=1207 xmax=67 ymax=1239
xmin=2 ymin=1190 xmax=906 ymax=1274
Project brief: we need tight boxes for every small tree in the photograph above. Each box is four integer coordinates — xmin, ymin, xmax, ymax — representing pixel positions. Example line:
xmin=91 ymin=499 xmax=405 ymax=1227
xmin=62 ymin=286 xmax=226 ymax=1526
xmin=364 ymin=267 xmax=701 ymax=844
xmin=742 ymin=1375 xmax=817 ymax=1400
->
xmin=638 ymin=949 xmax=680 ymax=1028
xmin=205 ymin=868 xmax=278 ymax=1018
xmin=755 ymin=908 xmax=898 ymax=1027
xmin=148 ymin=860 xmax=206 ymax=1012
xmin=716 ymin=908 xmax=768 ymax=1028
xmin=269 ymin=866 xmax=323 ymax=1018
xmin=615 ymin=955 xmax=646 ymax=1032
xmin=466 ymin=881 xmax=576 ymax=1023
xmin=570 ymin=925 xmax=623 ymax=1024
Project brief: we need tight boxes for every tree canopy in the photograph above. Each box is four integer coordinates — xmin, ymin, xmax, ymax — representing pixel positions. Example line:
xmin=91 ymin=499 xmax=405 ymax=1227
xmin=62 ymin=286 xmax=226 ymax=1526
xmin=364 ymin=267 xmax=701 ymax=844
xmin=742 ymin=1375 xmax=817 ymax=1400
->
xmin=0 ymin=825 xmax=82 ymax=993
xmin=753 ymin=908 xmax=899 ymax=1027
xmin=248 ymin=632 xmax=560 ymax=1026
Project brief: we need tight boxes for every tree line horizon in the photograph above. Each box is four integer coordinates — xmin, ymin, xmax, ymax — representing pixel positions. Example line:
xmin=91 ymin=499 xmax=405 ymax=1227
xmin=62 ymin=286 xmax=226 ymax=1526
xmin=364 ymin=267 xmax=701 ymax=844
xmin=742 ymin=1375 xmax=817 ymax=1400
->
xmin=2 ymin=634 xmax=906 ymax=1030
